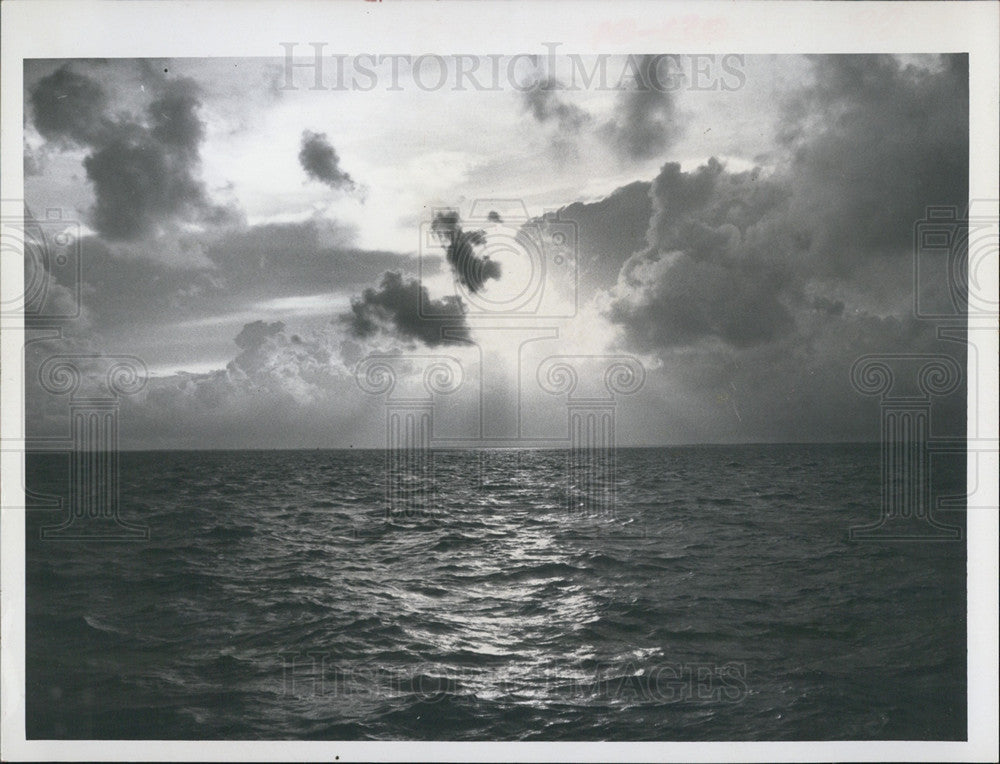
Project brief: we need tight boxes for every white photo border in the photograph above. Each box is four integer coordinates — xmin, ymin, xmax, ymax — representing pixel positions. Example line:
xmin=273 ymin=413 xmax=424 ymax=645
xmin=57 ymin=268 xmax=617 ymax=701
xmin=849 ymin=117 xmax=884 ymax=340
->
xmin=1 ymin=1 xmax=997 ymax=761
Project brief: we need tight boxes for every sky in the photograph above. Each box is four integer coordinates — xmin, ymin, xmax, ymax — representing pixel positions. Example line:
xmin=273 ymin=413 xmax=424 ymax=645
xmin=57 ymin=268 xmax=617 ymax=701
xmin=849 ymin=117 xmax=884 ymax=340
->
xmin=22 ymin=53 xmax=968 ymax=448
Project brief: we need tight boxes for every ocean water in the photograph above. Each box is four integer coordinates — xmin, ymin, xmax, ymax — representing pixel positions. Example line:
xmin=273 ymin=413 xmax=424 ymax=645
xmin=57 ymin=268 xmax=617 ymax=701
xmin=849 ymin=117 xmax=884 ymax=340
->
xmin=25 ymin=445 xmax=966 ymax=740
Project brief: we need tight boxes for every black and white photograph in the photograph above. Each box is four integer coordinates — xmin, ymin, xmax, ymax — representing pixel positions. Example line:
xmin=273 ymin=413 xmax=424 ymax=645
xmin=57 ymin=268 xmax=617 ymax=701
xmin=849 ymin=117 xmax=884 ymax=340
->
xmin=1 ymin=1 xmax=997 ymax=761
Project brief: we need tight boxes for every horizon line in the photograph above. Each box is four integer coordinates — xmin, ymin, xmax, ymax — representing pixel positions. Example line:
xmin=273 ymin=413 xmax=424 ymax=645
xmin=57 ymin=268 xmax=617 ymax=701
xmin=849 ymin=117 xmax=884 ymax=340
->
xmin=26 ymin=440 xmax=887 ymax=454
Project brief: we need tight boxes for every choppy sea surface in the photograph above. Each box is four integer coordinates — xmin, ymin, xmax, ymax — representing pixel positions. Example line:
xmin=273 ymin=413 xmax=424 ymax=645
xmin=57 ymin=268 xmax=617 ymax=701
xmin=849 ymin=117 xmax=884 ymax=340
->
xmin=25 ymin=444 xmax=966 ymax=740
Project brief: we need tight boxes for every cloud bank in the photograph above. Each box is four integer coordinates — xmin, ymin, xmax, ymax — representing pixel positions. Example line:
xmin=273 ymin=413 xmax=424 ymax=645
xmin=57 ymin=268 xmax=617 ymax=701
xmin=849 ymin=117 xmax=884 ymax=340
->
xmin=22 ymin=54 xmax=969 ymax=447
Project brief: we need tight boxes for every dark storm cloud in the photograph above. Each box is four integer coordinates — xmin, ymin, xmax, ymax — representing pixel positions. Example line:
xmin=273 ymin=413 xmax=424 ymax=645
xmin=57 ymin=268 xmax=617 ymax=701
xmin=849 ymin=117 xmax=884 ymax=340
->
xmin=430 ymin=210 xmax=502 ymax=294
xmin=605 ymin=55 xmax=968 ymax=354
xmin=608 ymin=250 xmax=793 ymax=350
xmin=29 ymin=64 xmax=233 ymax=241
xmin=83 ymin=124 xmax=207 ymax=241
xmin=544 ymin=181 xmax=652 ymax=293
xmin=299 ymin=130 xmax=355 ymax=191
xmin=606 ymin=159 xmax=794 ymax=350
xmin=602 ymin=55 xmax=683 ymax=160
xmin=780 ymin=53 xmax=968 ymax=272
xmin=29 ymin=64 xmax=109 ymax=145
xmin=148 ymin=78 xmax=207 ymax=154
xmin=622 ymin=309 xmax=965 ymax=445
xmin=596 ymin=55 xmax=967 ymax=443
xmin=344 ymin=271 xmax=471 ymax=347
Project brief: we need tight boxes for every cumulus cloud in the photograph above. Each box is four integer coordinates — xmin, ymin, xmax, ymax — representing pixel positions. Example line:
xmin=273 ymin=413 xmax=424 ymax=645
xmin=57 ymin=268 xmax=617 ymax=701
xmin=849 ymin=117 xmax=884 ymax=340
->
xmin=299 ymin=130 xmax=355 ymax=190
xmin=430 ymin=210 xmax=502 ymax=294
xmin=604 ymin=159 xmax=795 ymax=349
xmin=602 ymin=55 xmax=683 ymax=161
xmin=221 ymin=319 xmax=350 ymax=402
xmin=171 ymin=320 xmax=345 ymax=407
xmin=343 ymin=271 xmax=471 ymax=347
xmin=608 ymin=249 xmax=793 ymax=350
xmin=112 ymin=310 xmax=484 ymax=448
xmin=110 ymin=317 xmax=376 ymax=449
xmin=604 ymin=55 xmax=968 ymax=354
xmin=29 ymin=64 xmax=234 ymax=241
